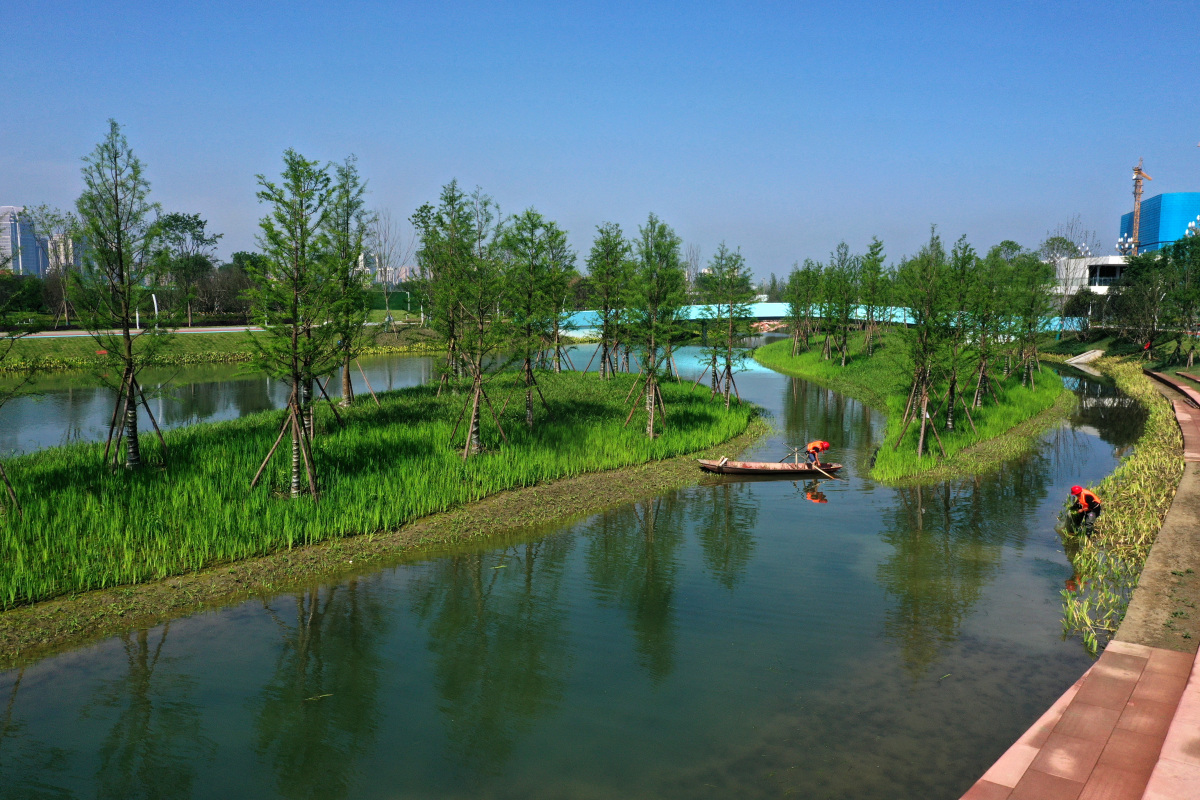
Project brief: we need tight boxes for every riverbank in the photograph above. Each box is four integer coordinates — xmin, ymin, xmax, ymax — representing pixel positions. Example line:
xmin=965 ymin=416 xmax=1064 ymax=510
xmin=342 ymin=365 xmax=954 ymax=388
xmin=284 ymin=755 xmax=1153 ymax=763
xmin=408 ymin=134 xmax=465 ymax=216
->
xmin=1 ymin=327 xmax=440 ymax=372
xmin=0 ymin=372 xmax=760 ymax=664
xmin=753 ymin=336 xmax=1068 ymax=483
xmin=958 ymin=359 xmax=1199 ymax=800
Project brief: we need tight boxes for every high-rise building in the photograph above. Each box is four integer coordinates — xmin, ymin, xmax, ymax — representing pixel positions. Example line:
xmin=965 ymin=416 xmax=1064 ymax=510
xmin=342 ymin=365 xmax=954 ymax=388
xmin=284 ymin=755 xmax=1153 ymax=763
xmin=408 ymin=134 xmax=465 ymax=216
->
xmin=1119 ymin=192 xmax=1200 ymax=252
xmin=0 ymin=206 xmax=49 ymax=276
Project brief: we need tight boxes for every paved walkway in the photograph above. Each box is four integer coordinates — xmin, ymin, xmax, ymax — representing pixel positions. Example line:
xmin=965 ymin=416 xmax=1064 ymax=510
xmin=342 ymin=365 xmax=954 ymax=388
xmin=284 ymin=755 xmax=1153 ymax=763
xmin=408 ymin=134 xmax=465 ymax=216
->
xmin=962 ymin=642 xmax=1198 ymax=799
xmin=959 ymin=371 xmax=1200 ymax=799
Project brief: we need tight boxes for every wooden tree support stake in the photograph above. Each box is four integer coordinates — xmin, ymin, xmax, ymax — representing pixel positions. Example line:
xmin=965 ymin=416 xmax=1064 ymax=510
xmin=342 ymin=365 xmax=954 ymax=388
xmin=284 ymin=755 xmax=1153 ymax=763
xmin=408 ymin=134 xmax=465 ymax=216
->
xmin=355 ymin=359 xmax=381 ymax=406
xmin=0 ymin=461 xmax=22 ymax=517
xmin=134 ymin=378 xmax=168 ymax=452
xmin=314 ymin=376 xmax=346 ymax=428
xmin=251 ymin=411 xmax=294 ymax=489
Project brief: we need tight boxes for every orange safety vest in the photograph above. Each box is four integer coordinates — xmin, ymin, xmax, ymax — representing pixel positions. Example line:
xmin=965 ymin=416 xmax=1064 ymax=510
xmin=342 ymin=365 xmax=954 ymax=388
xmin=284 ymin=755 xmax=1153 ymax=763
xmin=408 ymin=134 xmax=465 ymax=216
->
xmin=805 ymin=440 xmax=823 ymax=454
xmin=1077 ymin=489 xmax=1102 ymax=512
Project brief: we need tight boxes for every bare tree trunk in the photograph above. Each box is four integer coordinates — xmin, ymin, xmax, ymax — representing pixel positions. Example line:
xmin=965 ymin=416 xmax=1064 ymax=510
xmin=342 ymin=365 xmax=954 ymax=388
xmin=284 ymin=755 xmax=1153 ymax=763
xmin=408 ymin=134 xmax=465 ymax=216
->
xmin=525 ymin=358 xmax=534 ymax=429
xmin=465 ymin=380 xmax=482 ymax=457
xmin=553 ymin=321 xmax=562 ymax=373
xmin=301 ymin=381 xmax=314 ymax=438
xmin=646 ymin=374 xmax=656 ymax=438
xmin=290 ymin=407 xmax=303 ymax=498
xmin=124 ymin=386 xmax=141 ymax=469
xmin=945 ymin=374 xmax=956 ymax=432
xmin=916 ymin=390 xmax=930 ymax=458
xmin=341 ymin=355 xmax=353 ymax=407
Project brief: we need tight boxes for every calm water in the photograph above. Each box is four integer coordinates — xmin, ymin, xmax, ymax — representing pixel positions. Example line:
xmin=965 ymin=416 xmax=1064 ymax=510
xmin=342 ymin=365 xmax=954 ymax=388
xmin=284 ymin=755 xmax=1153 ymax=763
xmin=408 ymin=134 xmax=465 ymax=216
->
xmin=0 ymin=352 xmax=1142 ymax=799
xmin=0 ymin=353 xmax=438 ymax=456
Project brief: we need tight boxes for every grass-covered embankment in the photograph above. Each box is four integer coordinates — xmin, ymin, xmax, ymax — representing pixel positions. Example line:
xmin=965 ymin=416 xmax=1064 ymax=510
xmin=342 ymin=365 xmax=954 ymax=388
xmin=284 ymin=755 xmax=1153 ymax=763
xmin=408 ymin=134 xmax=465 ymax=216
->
xmin=1061 ymin=358 xmax=1184 ymax=652
xmin=1 ymin=328 xmax=437 ymax=372
xmin=0 ymin=371 xmax=755 ymax=610
xmin=754 ymin=334 xmax=1068 ymax=483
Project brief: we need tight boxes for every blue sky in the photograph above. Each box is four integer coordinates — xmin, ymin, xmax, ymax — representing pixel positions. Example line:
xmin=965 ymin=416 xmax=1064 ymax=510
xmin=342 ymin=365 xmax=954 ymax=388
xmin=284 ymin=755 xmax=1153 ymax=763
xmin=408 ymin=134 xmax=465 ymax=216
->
xmin=5 ymin=1 xmax=1198 ymax=278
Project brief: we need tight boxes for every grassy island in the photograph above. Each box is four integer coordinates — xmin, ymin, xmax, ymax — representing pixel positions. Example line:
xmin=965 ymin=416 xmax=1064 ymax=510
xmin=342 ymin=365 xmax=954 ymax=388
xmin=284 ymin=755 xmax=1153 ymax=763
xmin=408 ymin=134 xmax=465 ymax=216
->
xmin=754 ymin=335 xmax=1068 ymax=483
xmin=0 ymin=371 xmax=754 ymax=611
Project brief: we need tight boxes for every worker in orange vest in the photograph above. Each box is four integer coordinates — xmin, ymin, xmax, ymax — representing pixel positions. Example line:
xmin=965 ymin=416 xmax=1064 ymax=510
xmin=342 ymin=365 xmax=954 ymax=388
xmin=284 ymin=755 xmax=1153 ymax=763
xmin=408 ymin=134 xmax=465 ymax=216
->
xmin=1069 ymin=485 xmax=1103 ymax=534
xmin=805 ymin=440 xmax=830 ymax=467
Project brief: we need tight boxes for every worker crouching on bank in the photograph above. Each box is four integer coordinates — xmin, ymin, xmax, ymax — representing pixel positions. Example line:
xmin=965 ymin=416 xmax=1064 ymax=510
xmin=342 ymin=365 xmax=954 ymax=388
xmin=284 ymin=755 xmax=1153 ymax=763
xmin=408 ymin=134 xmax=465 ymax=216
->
xmin=1069 ymin=485 xmax=1103 ymax=535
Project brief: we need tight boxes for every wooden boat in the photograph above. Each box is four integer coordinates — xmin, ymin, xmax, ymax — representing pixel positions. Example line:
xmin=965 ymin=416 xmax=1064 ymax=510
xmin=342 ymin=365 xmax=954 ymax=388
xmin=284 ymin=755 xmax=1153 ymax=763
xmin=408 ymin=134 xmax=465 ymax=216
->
xmin=697 ymin=458 xmax=843 ymax=476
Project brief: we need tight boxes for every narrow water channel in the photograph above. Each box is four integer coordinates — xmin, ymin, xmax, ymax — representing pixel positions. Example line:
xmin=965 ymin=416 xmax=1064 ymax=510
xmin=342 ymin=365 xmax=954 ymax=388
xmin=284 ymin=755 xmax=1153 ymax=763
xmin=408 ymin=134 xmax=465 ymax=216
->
xmin=0 ymin=350 xmax=1143 ymax=799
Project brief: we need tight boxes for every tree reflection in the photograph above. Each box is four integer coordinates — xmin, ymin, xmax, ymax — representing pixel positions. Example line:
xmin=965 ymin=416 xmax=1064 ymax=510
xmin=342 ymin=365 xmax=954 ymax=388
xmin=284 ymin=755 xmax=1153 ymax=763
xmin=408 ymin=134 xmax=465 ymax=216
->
xmin=782 ymin=377 xmax=880 ymax=467
xmin=693 ymin=482 xmax=758 ymax=590
xmin=876 ymin=453 xmax=1052 ymax=678
xmin=0 ymin=667 xmax=75 ymax=799
xmin=253 ymin=579 xmax=387 ymax=799
xmin=85 ymin=624 xmax=213 ymax=799
xmin=410 ymin=536 xmax=573 ymax=774
xmin=584 ymin=495 xmax=687 ymax=682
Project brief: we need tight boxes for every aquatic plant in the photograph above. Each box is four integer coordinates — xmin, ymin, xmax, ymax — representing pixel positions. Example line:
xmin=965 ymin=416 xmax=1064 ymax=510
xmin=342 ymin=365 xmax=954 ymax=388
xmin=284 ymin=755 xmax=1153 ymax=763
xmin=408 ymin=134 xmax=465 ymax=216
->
xmin=0 ymin=371 xmax=753 ymax=607
xmin=1060 ymin=357 xmax=1184 ymax=652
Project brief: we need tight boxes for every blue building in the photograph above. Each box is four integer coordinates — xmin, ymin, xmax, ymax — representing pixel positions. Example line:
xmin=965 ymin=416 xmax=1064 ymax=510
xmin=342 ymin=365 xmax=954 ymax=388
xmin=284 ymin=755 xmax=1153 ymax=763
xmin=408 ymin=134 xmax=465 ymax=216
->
xmin=1119 ymin=192 xmax=1200 ymax=252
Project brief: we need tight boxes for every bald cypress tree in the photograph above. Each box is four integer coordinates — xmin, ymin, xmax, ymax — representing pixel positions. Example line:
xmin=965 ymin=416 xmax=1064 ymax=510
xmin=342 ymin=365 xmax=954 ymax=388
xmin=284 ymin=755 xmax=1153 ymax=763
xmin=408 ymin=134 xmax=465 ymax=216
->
xmin=73 ymin=120 xmax=171 ymax=470
xmin=626 ymin=214 xmax=686 ymax=438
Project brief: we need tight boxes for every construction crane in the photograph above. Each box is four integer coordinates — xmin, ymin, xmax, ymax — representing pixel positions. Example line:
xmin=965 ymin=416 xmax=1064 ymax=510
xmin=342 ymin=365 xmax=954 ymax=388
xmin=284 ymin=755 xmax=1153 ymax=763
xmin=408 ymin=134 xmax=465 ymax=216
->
xmin=1131 ymin=158 xmax=1153 ymax=255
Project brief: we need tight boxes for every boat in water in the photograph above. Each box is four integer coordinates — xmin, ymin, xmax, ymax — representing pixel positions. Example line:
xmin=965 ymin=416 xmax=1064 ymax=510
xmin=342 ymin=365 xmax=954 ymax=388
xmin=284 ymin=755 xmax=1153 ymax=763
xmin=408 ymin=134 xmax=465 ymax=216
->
xmin=698 ymin=458 xmax=844 ymax=476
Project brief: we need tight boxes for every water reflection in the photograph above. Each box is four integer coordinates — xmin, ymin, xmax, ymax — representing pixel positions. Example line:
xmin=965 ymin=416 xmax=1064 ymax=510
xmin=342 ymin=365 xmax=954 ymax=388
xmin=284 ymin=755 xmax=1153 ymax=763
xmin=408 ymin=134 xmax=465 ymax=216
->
xmin=692 ymin=483 xmax=758 ymax=589
xmin=253 ymin=580 xmax=388 ymax=799
xmin=88 ymin=625 xmax=213 ymax=799
xmin=411 ymin=539 xmax=573 ymax=774
xmin=583 ymin=497 xmax=687 ymax=682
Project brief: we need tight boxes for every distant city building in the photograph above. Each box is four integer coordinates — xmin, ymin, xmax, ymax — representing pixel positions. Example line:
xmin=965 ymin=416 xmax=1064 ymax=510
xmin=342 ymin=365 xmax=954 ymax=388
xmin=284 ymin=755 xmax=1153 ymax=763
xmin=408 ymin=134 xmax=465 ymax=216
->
xmin=0 ymin=206 xmax=48 ymax=276
xmin=1054 ymin=255 xmax=1127 ymax=295
xmin=1119 ymin=192 xmax=1200 ymax=252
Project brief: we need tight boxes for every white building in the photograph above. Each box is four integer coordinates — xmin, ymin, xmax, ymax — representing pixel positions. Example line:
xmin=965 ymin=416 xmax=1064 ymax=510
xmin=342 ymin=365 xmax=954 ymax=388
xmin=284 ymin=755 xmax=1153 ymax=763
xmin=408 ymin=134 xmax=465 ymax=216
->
xmin=1053 ymin=255 xmax=1127 ymax=296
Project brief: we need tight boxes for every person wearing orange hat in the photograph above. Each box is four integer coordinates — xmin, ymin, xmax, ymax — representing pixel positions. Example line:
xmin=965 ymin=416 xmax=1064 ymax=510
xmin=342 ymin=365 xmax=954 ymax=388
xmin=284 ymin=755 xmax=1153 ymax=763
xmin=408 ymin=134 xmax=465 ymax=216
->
xmin=805 ymin=440 xmax=830 ymax=467
xmin=1069 ymin=485 xmax=1103 ymax=534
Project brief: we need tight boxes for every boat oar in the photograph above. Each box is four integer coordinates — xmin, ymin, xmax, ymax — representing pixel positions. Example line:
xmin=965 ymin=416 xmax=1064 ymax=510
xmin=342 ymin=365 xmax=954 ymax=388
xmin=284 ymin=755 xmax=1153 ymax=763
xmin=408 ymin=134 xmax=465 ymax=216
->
xmin=811 ymin=463 xmax=846 ymax=481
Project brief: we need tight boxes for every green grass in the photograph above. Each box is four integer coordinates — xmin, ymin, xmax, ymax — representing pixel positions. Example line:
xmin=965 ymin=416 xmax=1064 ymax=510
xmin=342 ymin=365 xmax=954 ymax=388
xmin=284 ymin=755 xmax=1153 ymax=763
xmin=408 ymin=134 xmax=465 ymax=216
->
xmin=0 ymin=371 xmax=753 ymax=608
xmin=2 ymin=329 xmax=438 ymax=372
xmin=754 ymin=333 xmax=1066 ymax=482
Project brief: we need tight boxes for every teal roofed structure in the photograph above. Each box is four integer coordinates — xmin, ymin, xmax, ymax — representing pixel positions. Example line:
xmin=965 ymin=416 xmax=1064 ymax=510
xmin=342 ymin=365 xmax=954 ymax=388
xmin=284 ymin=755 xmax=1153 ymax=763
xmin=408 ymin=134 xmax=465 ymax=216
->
xmin=1120 ymin=192 xmax=1200 ymax=252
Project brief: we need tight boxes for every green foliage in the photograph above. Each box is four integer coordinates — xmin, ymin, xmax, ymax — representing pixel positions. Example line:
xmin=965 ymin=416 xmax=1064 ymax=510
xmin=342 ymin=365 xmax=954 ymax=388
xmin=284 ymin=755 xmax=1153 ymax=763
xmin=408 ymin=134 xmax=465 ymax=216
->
xmin=324 ymin=156 xmax=375 ymax=398
xmin=0 ymin=372 xmax=753 ymax=608
xmin=783 ymin=259 xmax=822 ymax=354
xmin=155 ymin=211 xmax=222 ymax=326
xmin=698 ymin=241 xmax=754 ymax=405
xmin=72 ymin=120 xmax=173 ymax=365
xmin=245 ymin=149 xmax=341 ymax=388
xmin=500 ymin=208 xmax=575 ymax=367
xmin=859 ymin=237 xmax=889 ymax=355
xmin=585 ymin=222 xmax=634 ymax=377
xmin=822 ymin=242 xmax=859 ymax=365
xmin=627 ymin=214 xmax=687 ymax=436
xmin=1107 ymin=237 xmax=1200 ymax=362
